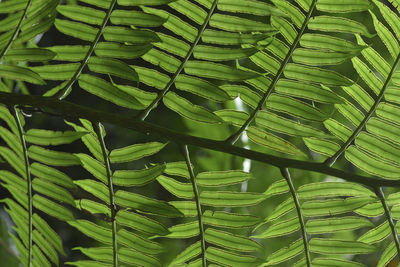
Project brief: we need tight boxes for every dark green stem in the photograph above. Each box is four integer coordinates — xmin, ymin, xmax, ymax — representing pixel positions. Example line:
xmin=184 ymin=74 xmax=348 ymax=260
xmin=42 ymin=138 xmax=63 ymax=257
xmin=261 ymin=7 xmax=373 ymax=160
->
xmin=324 ymin=44 xmax=400 ymax=166
xmin=280 ymin=168 xmax=311 ymax=267
xmin=56 ymin=0 xmax=118 ymax=100
xmin=181 ymin=145 xmax=206 ymax=267
xmin=137 ymin=0 xmax=219 ymax=120
xmin=94 ymin=122 xmax=118 ymax=267
xmin=374 ymin=187 xmax=400 ymax=261
xmin=1 ymin=92 xmax=400 ymax=187
xmin=225 ymin=0 xmax=318 ymax=144
xmin=11 ymin=105 xmax=32 ymax=267
xmin=0 ymin=0 xmax=33 ymax=59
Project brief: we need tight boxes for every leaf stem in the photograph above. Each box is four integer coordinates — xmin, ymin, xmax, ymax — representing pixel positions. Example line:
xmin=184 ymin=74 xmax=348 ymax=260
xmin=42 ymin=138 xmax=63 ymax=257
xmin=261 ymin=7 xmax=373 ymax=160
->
xmin=374 ymin=186 xmax=400 ymax=261
xmin=56 ymin=0 xmax=118 ymax=100
xmin=137 ymin=0 xmax=219 ymax=121
xmin=1 ymin=92 xmax=400 ymax=187
xmin=0 ymin=0 xmax=33 ymax=60
xmin=181 ymin=145 xmax=206 ymax=267
xmin=280 ymin=168 xmax=311 ymax=267
xmin=225 ymin=0 xmax=318 ymax=144
xmin=324 ymin=43 xmax=400 ymax=166
xmin=94 ymin=122 xmax=118 ymax=267
xmin=10 ymin=105 xmax=32 ymax=267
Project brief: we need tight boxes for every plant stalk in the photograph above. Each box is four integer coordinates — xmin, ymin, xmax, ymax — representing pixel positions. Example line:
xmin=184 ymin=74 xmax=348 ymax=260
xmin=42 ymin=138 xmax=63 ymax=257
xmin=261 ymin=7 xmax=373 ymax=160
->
xmin=137 ymin=0 xmax=219 ymax=120
xmin=281 ymin=168 xmax=311 ymax=267
xmin=0 ymin=0 xmax=33 ymax=60
xmin=56 ymin=0 xmax=118 ymax=100
xmin=181 ymin=145 xmax=206 ymax=267
xmin=225 ymin=0 xmax=318 ymax=144
xmin=11 ymin=105 xmax=33 ymax=267
xmin=94 ymin=122 xmax=118 ymax=267
xmin=1 ymin=92 xmax=400 ymax=187
xmin=374 ymin=187 xmax=400 ymax=261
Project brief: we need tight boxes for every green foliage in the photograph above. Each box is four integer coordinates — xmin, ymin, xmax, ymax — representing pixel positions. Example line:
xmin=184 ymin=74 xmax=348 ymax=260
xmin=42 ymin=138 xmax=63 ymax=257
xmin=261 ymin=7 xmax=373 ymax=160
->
xmin=0 ymin=0 xmax=400 ymax=266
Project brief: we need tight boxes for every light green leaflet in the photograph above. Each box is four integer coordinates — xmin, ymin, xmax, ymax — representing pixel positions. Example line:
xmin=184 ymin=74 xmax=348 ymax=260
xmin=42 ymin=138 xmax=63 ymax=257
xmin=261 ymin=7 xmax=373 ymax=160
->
xmin=54 ymin=19 xmax=97 ymax=41
xmin=175 ymin=75 xmax=231 ymax=102
xmin=193 ymin=45 xmax=258 ymax=62
xmin=200 ymin=191 xmax=267 ymax=207
xmin=57 ymin=5 xmax=105 ymax=25
xmin=110 ymin=10 xmax=166 ymax=27
xmin=0 ymin=65 xmax=45 ymax=85
xmin=302 ymin=197 xmax=375 ymax=216
xmin=157 ymin=176 xmax=194 ymax=199
xmin=75 ymin=199 xmax=110 ymax=217
xmin=78 ymin=74 xmax=145 ymax=110
xmin=202 ymin=29 xmax=275 ymax=45
xmin=265 ymin=239 xmax=304 ymax=265
xmin=4 ymin=48 xmax=55 ymax=62
xmin=118 ymin=229 xmax=163 ymax=255
xmin=253 ymin=217 xmax=300 ymax=239
xmin=115 ymin=190 xmax=183 ymax=217
xmin=74 ymin=180 xmax=110 ymax=205
xmin=256 ymin=110 xmax=329 ymax=138
xmin=47 ymin=45 xmax=89 ymax=61
xmin=0 ymin=147 xmax=24 ymax=176
xmin=168 ymin=201 xmax=197 ymax=217
xmin=205 ymin=228 xmax=261 ymax=252
xmin=110 ymin=142 xmax=166 ymax=163
xmin=185 ymin=60 xmax=258 ymax=81
xmin=94 ymin=42 xmax=152 ymax=59
xmin=33 ymin=195 xmax=74 ymax=221
xmin=369 ymin=10 xmax=399 ymax=59
xmin=28 ymin=145 xmax=80 ymax=166
xmin=116 ymin=210 xmax=169 ymax=235
xmin=357 ymin=221 xmax=390 ymax=244
xmin=300 ymin=33 xmax=367 ymax=53
xmin=316 ymin=0 xmax=372 ymax=13
xmin=312 ymin=258 xmax=367 ymax=267
xmin=161 ymin=221 xmax=199 ymax=239
xmin=293 ymin=48 xmax=355 ymax=66
xmin=68 ymin=220 xmax=111 ymax=244
xmin=206 ymin=246 xmax=263 ymax=266
xmin=308 ymin=16 xmax=375 ymax=38
xmin=30 ymin=163 xmax=75 ymax=188
xmin=217 ymin=0 xmax=287 ymax=17
xmin=263 ymin=179 xmax=289 ymax=198
xmin=32 ymin=178 xmax=75 ymax=206
xmin=104 ymin=26 xmax=160 ymax=44
xmin=87 ymin=57 xmax=138 ymax=82
xmin=163 ymin=91 xmax=223 ymax=124
xmin=247 ymin=126 xmax=305 ymax=156
xmin=113 ymin=165 xmax=165 ymax=187
xmin=25 ymin=129 xmax=87 ymax=146
xmin=169 ymin=0 xmax=207 ymax=25
xmin=203 ymin=210 xmax=261 ymax=228
xmin=275 ymin=79 xmax=343 ymax=103
xmin=303 ymin=138 xmax=340 ymax=157
xmin=210 ymin=13 xmax=275 ymax=32
xmin=271 ymin=16 xmax=296 ymax=44
xmin=74 ymin=153 xmax=107 ymax=183
xmin=168 ymin=241 xmax=201 ymax=266
xmin=297 ymin=182 xmax=374 ymax=199
xmin=367 ymin=118 xmax=400 ymax=146
xmin=265 ymin=198 xmax=295 ymax=222
xmin=306 ymin=216 xmax=373 ymax=234
xmin=30 ymin=63 xmax=79 ymax=81
xmin=267 ymin=93 xmax=329 ymax=121
xmin=196 ymin=170 xmax=251 ymax=186
xmin=214 ymin=109 xmax=249 ymax=127
xmin=309 ymin=238 xmax=376 ymax=255
xmin=284 ymin=63 xmax=353 ymax=86
xmin=355 ymin=132 xmax=400 ymax=165
xmin=118 ymin=0 xmax=176 ymax=5
xmin=345 ymin=145 xmax=400 ymax=179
